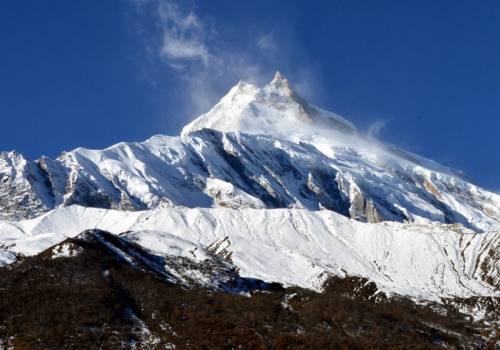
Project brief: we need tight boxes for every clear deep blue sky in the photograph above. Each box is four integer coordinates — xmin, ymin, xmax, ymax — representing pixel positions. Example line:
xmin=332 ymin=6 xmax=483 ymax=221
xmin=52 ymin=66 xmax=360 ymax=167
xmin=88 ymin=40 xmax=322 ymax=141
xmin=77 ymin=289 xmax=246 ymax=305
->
xmin=1 ymin=1 xmax=499 ymax=191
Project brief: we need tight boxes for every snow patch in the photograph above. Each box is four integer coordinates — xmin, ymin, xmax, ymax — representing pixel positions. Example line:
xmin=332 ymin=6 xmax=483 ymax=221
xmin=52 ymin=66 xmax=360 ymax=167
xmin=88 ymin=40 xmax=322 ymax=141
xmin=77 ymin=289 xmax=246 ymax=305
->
xmin=51 ymin=242 xmax=82 ymax=258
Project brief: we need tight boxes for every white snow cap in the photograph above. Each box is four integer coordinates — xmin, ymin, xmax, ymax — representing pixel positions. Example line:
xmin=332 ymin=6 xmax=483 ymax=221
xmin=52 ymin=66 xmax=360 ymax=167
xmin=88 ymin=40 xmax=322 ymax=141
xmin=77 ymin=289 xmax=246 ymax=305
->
xmin=181 ymin=70 xmax=356 ymax=137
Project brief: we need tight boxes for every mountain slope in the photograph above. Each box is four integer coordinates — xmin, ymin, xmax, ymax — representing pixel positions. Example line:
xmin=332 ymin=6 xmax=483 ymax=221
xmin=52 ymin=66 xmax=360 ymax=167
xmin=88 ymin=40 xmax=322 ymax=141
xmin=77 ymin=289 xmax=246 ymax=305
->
xmin=1 ymin=73 xmax=499 ymax=233
xmin=2 ymin=232 xmax=494 ymax=349
xmin=1 ymin=205 xmax=498 ymax=303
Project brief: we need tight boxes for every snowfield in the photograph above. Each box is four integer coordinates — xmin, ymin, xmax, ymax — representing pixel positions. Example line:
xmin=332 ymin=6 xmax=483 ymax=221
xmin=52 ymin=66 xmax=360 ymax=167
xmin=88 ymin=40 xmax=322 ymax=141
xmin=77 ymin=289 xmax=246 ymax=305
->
xmin=0 ymin=205 xmax=498 ymax=302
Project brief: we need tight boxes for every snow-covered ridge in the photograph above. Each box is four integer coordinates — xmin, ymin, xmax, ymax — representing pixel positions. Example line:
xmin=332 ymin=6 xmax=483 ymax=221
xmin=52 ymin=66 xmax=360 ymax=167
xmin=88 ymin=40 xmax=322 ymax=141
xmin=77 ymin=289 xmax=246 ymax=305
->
xmin=1 ymin=72 xmax=499 ymax=234
xmin=0 ymin=205 xmax=498 ymax=301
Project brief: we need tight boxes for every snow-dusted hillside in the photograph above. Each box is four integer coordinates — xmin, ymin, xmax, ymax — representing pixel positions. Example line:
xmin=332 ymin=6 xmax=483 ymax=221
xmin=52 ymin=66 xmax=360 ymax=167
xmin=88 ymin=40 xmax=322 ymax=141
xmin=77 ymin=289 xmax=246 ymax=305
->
xmin=1 ymin=72 xmax=499 ymax=233
xmin=0 ymin=205 xmax=498 ymax=302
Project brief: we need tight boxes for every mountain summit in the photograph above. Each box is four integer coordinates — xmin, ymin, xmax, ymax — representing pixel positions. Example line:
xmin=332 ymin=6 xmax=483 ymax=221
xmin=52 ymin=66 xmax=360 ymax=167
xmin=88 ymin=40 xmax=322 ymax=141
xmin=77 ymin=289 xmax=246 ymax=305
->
xmin=182 ymin=71 xmax=356 ymax=138
xmin=269 ymin=70 xmax=293 ymax=96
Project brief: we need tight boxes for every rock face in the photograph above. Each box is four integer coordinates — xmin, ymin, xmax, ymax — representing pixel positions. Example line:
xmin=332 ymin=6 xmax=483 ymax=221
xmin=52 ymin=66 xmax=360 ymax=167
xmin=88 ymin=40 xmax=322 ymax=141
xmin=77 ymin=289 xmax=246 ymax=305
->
xmin=1 ymin=73 xmax=500 ymax=234
xmin=0 ymin=151 xmax=54 ymax=220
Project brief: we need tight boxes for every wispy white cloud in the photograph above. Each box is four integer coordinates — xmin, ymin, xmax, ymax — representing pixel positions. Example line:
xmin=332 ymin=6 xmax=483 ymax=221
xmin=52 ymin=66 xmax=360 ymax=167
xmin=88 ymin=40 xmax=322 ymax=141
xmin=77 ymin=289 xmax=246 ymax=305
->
xmin=157 ymin=1 xmax=210 ymax=65
xmin=133 ymin=0 xmax=276 ymax=115
xmin=161 ymin=37 xmax=209 ymax=64
xmin=131 ymin=0 xmax=324 ymax=123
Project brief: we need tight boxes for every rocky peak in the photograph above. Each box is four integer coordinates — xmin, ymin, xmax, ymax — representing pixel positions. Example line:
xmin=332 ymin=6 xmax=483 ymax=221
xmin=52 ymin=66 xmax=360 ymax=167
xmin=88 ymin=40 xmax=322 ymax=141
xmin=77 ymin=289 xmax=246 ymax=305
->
xmin=268 ymin=71 xmax=293 ymax=97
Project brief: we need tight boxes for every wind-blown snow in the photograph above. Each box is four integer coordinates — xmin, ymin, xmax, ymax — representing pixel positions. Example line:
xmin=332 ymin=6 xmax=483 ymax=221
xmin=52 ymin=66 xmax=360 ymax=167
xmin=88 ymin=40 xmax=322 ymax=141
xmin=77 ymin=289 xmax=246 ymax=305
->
xmin=0 ymin=205 xmax=498 ymax=301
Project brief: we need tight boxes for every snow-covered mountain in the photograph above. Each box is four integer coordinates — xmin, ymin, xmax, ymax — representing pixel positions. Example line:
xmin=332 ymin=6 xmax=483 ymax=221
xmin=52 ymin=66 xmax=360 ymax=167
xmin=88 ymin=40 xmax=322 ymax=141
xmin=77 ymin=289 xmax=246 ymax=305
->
xmin=1 ymin=72 xmax=500 ymax=233
xmin=0 ymin=72 xmax=499 ymax=319
xmin=1 ymin=205 xmax=498 ymax=302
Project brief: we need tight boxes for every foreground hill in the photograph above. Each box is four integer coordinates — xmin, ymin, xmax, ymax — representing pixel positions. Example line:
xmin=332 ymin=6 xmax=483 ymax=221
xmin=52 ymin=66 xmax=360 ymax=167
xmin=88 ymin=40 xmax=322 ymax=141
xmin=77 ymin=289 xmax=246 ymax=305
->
xmin=0 ymin=229 xmax=497 ymax=349
xmin=1 ymin=206 xmax=498 ymax=303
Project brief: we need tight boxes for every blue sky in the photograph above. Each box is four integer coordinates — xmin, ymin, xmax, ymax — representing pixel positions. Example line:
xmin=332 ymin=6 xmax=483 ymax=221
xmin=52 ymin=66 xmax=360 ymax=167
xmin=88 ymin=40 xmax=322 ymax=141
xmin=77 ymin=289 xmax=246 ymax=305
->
xmin=1 ymin=1 xmax=499 ymax=191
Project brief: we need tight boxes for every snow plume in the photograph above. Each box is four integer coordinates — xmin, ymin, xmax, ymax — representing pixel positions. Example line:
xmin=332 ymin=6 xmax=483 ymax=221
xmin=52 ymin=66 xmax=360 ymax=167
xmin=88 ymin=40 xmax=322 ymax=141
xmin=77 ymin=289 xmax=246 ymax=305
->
xmin=132 ymin=0 xmax=272 ymax=116
xmin=367 ymin=119 xmax=389 ymax=139
xmin=131 ymin=0 xmax=324 ymax=124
